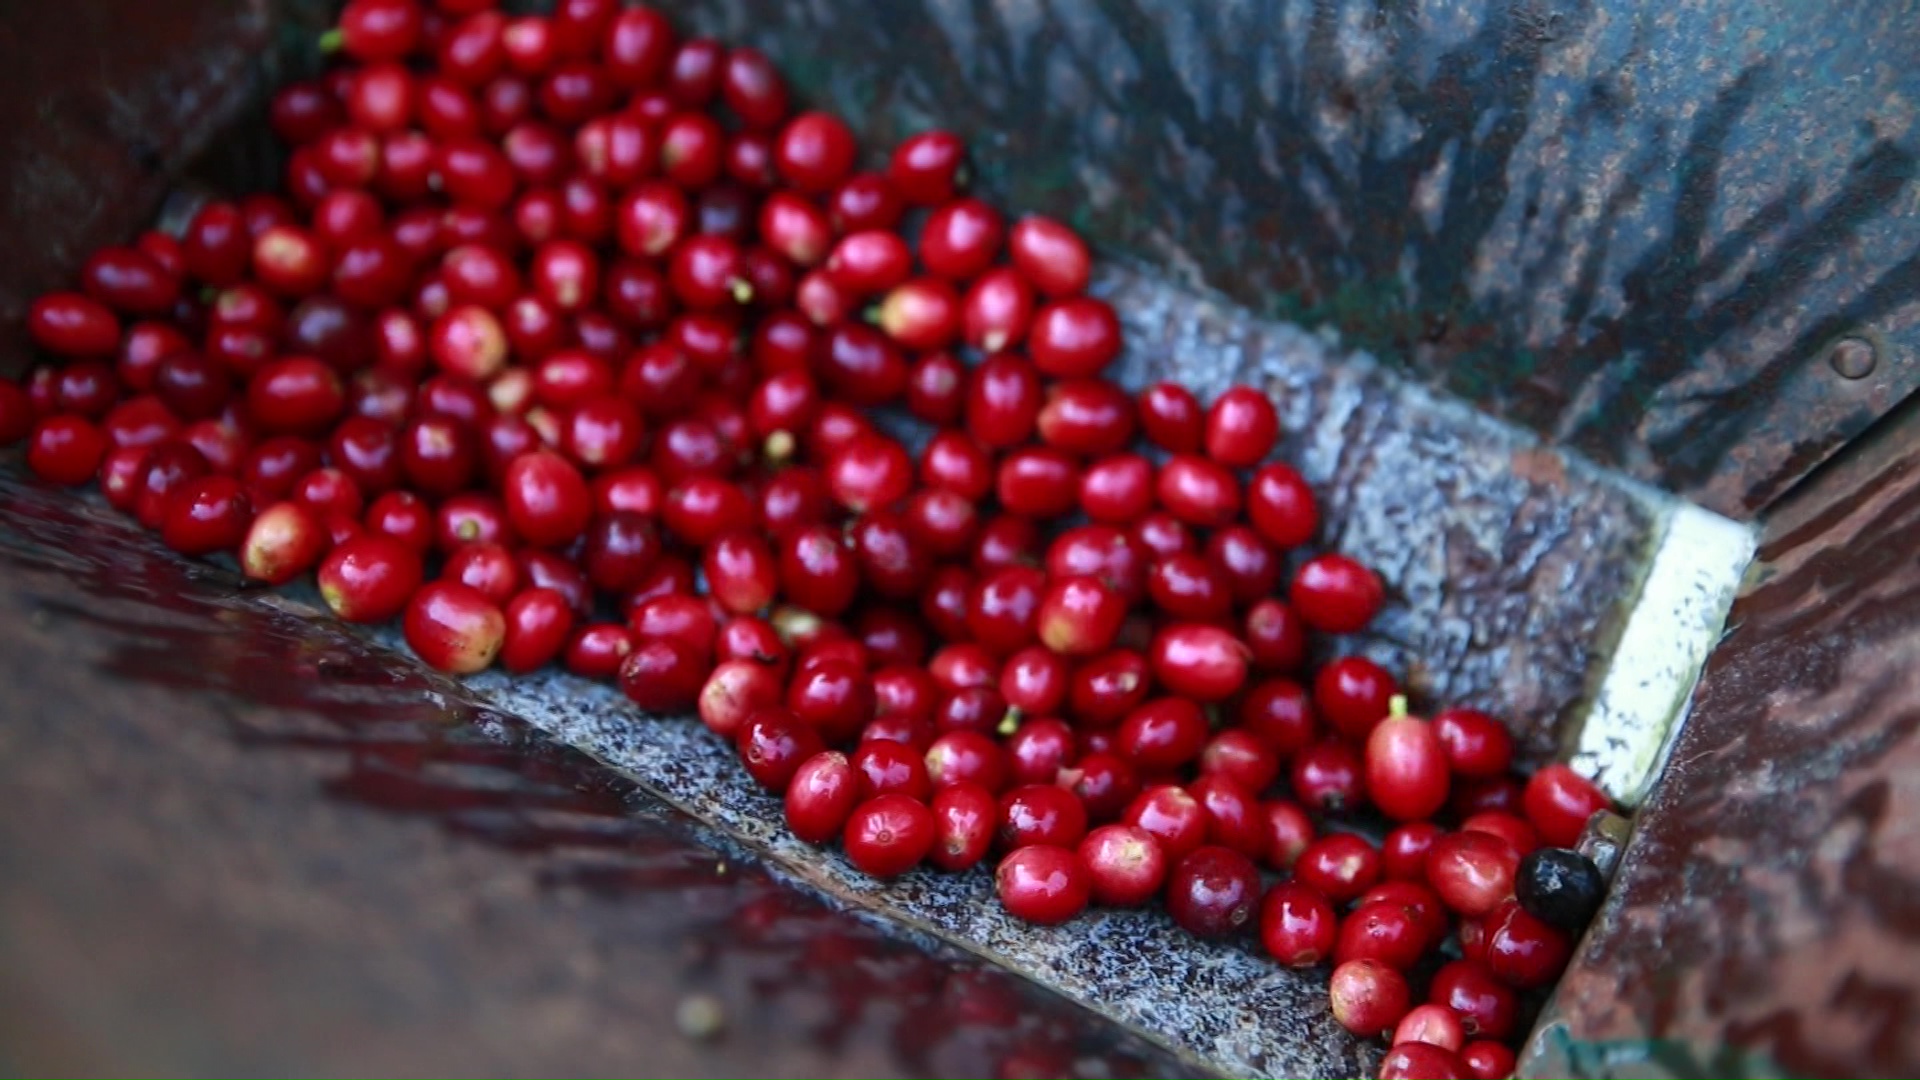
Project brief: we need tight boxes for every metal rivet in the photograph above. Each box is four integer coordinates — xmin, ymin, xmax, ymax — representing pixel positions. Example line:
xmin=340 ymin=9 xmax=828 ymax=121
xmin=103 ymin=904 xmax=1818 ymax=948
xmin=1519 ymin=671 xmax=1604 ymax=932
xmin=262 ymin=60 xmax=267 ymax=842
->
xmin=1828 ymin=336 xmax=1878 ymax=379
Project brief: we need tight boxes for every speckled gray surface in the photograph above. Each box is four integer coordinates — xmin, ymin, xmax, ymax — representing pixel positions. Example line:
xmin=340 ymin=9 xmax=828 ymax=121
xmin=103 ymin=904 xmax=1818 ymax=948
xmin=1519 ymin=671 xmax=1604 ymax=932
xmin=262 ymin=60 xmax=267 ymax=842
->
xmin=1092 ymin=265 xmax=1663 ymax=767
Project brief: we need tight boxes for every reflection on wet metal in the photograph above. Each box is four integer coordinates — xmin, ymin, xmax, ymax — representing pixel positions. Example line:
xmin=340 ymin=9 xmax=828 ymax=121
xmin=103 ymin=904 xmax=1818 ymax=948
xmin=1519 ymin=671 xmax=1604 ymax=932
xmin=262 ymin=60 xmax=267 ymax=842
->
xmin=0 ymin=472 xmax=1202 ymax=1080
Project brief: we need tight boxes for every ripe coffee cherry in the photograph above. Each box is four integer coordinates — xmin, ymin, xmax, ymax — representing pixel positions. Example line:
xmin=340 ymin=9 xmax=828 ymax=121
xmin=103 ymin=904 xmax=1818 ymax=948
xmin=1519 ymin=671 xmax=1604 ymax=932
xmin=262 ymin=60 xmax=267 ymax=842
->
xmin=998 ymin=784 xmax=1088 ymax=850
xmin=1523 ymin=764 xmax=1612 ymax=848
xmin=919 ymin=198 xmax=1003 ymax=281
xmin=1157 ymin=454 xmax=1240 ymax=528
xmin=404 ymin=581 xmax=506 ymax=674
xmin=1334 ymin=899 xmax=1429 ymax=971
xmin=1433 ymin=707 xmax=1515 ymax=779
xmin=620 ymin=636 xmax=708 ymax=713
xmin=843 ymin=793 xmax=935 ymax=878
xmin=1382 ymin=822 xmax=1445 ymax=881
xmin=1165 ymin=846 xmax=1261 ymax=938
xmin=1329 ymin=959 xmax=1411 ymax=1038
xmin=851 ymin=739 xmax=933 ymax=802
xmin=1138 ymin=382 xmax=1203 ymax=453
xmin=501 ymin=587 xmax=575 ymax=673
xmin=1429 ymin=959 xmax=1520 ymax=1041
xmin=1315 ymin=656 xmax=1399 ymax=741
xmin=1008 ymin=216 xmax=1090 ymax=298
xmin=925 ymin=782 xmax=999 ymax=872
xmin=1365 ymin=699 xmax=1451 ymax=822
xmin=1291 ymin=553 xmax=1384 ymax=634
xmin=1461 ymin=1042 xmax=1516 ymax=1080
xmin=1462 ymin=810 xmax=1538 ymax=856
xmin=1149 ymin=624 xmax=1249 ymax=703
xmin=1426 ymin=830 xmax=1522 ymax=919
xmin=699 ymin=659 xmax=784 ymax=739
xmin=736 ymin=708 xmax=826 ymax=792
xmin=1076 ymin=824 xmax=1166 ymax=907
xmin=318 ymin=535 xmax=422 ymax=623
xmin=1260 ymin=881 xmax=1337 ymax=966
xmin=1204 ymin=386 xmax=1279 ymax=467
xmin=503 ymin=450 xmax=591 ymax=548
xmin=242 ymin=501 xmax=326 ymax=585
xmin=26 ymin=416 xmax=109 ymax=485
xmin=1035 ymin=574 xmax=1127 ymax=656
xmin=1122 ymin=785 xmax=1208 ymax=863
xmin=1248 ymin=463 xmax=1317 ymax=549
xmin=1027 ymin=297 xmax=1119 ymax=378
xmin=775 ymin=111 xmax=857 ymax=193
xmin=1060 ymin=751 xmax=1139 ymax=824
xmin=721 ymin=46 xmax=789 ymax=130
xmin=1378 ymin=1043 xmax=1469 ymax=1080
xmin=1296 ymin=833 xmax=1382 ymax=903
xmin=1483 ymin=900 xmax=1573 ymax=989
xmin=887 ymin=129 xmax=967 ymax=206
xmin=1261 ymin=800 xmax=1316 ymax=871
xmin=1118 ymin=698 xmax=1208 ymax=772
xmin=162 ymin=476 xmax=252 ymax=556
xmin=996 ymin=844 xmax=1090 ymax=925
xmin=1394 ymin=1003 xmax=1467 ymax=1054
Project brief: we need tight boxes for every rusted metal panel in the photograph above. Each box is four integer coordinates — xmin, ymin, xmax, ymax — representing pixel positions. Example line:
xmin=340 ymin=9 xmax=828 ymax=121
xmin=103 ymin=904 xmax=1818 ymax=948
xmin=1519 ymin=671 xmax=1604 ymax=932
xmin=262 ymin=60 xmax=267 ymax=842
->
xmin=1532 ymin=404 xmax=1920 ymax=1078
xmin=685 ymin=0 xmax=1920 ymax=518
xmin=0 ymin=0 xmax=284 ymax=372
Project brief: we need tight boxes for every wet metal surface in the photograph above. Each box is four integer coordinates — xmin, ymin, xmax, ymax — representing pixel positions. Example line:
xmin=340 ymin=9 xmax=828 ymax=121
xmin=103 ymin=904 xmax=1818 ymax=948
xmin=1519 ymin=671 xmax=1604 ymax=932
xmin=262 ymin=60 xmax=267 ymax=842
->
xmin=0 ymin=473 xmax=1201 ymax=1080
xmin=458 ymin=663 xmax=1372 ymax=1080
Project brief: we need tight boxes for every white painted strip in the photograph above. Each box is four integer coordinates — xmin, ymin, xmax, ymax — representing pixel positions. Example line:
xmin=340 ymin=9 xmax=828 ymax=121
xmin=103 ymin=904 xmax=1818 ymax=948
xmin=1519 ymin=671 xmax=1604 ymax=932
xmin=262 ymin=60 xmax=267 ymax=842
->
xmin=1569 ymin=502 xmax=1756 ymax=806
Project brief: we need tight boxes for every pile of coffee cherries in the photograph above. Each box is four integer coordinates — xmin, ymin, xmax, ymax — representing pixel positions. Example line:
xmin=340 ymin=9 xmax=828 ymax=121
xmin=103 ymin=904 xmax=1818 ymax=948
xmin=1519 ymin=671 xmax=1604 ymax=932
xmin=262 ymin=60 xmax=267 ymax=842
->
xmin=6 ymin=1 xmax=1618 ymax=1075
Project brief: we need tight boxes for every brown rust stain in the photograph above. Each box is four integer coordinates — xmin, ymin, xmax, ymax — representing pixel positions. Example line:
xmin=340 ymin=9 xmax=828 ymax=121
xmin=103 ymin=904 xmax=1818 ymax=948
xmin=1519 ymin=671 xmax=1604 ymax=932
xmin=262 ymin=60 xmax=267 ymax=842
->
xmin=1508 ymin=447 xmax=1571 ymax=489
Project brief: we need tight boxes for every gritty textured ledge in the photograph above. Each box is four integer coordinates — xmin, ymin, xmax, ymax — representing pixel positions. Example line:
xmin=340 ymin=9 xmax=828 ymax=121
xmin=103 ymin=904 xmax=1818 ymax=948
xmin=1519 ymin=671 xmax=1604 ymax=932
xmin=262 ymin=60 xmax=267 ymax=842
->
xmin=461 ymin=662 xmax=1374 ymax=1080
